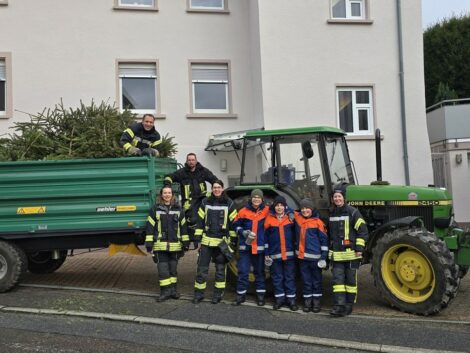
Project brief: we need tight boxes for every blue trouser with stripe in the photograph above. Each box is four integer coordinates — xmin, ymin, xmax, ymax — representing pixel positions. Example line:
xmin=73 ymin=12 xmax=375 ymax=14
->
xmin=270 ymin=259 xmax=296 ymax=301
xmin=299 ymin=260 xmax=323 ymax=298
xmin=236 ymin=251 xmax=265 ymax=295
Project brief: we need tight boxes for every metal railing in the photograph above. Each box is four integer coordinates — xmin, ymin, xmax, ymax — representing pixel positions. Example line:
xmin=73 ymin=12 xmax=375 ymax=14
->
xmin=426 ymin=98 xmax=470 ymax=113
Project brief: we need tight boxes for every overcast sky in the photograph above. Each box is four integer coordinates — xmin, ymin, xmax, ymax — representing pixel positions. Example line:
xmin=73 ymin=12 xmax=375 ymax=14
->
xmin=422 ymin=0 xmax=470 ymax=29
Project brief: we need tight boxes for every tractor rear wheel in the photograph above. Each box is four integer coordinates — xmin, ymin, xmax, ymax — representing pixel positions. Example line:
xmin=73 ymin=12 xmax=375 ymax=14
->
xmin=372 ymin=228 xmax=459 ymax=315
xmin=27 ymin=250 xmax=68 ymax=274
xmin=0 ymin=240 xmax=26 ymax=292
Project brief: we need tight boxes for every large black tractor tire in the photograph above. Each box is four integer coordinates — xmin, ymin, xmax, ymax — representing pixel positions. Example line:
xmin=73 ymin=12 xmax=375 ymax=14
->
xmin=372 ymin=228 xmax=459 ymax=315
xmin=27 ymin=250 xmax=68 ymax=274
xmin=0 ymin=240 xmax=27 ymax=292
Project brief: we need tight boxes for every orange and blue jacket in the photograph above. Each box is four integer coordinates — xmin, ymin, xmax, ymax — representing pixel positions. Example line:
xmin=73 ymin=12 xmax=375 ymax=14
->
xmin=234 ymin=202 xmax=269 ymax=254
xmin=294 ymin=211 xmax=328 ymax=261
xmin=264 ymin=211 xmax=295 ymax=261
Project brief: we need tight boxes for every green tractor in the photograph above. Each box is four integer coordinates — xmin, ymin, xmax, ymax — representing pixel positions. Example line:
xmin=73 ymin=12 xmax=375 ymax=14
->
xmin=207 ymin=126 xmax=470 ymax=315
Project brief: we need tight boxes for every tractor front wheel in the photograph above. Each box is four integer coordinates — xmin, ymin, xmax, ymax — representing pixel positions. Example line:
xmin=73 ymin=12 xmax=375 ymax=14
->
xmin=372 ymin=228 xmax=459 ymax=315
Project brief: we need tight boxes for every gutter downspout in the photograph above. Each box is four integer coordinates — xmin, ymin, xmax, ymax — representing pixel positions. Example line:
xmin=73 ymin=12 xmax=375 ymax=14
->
xmin=396 ymin=0 xmax=410 ymax=185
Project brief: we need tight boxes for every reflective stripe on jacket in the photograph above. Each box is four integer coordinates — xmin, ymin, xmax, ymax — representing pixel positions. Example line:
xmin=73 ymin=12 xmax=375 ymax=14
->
xmin=145 ymin=203 xmax=189 ymax=252
xmin=264 ymin=212 xmax=295 ymax=260
xmin=163 ymin=162 xmax=218 ymax=211
xmin=234 ymin=203 xmax=269 ymax=255
xmin=194 ymin=194 xmax=237 ymax=247
xmin=119 ymin=122 xmax=162 ymax=152
xmin=294 ymin=212 xmax=328 ymax=261
xmin=328 ymin=204 xmax=368 ymax=262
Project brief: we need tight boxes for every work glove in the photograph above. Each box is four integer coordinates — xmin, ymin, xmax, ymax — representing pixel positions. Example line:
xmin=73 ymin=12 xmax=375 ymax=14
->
xmin=244 ymin=231 xmax=256 ymax=245
xmin=128 ymin=147 xmax=142 ymax=156
xmin=317 ymin=259 xmax=327 ymax=269
xmin=288 ymin=212 xmax=295 ymax=222
xmin=264 ymin=256 xmax=273 ymax=267
xmin=192 ymin=241 xmax=200 ymax=250
xmin=142 ymin=148 xmax=159 ymax=157
xmin=145 ymin=241 xmax=153 ymax=253
xmin=182 ymin=241 xmax=190 ymax=252
xmin=242 ymin=230 xmax=251 ymax=238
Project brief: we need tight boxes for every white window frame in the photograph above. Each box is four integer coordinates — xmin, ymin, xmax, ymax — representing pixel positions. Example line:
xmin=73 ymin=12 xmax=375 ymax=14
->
xmin=331 ymin=0 xmax=365 ymax=20
xmin=114 ymin=0 xmax=158 ymax=10
xmin=191 ymin=63 xmax=230 ymax=114
xmin=187 ymin=0 xmax=227 ymax=12
xmin=0 ymin=53 xmax=12 ymax=119
xmin=336 ymin=87 xmax=374 ymax=136
xmin=117 ymin=61 xmax=158 ymax=115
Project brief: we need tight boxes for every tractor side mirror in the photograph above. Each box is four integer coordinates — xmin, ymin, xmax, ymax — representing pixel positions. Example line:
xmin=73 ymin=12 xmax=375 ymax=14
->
xmin=301 ymin=141 xmax=314 ymax=159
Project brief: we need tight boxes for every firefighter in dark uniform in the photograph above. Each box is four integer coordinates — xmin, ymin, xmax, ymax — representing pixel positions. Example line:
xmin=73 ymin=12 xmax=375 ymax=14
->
xmin=145 ymin=185 xmax=190 ymax=302
xmin=120 ymin=114 xmax=162 ymax=156
xmin=164 ymin=153 xmax=218 ymax=244
xmin=192 ymin=180 xmax=238 ymax=304
xmin=328 ymin=183 xmax=368 ymax=316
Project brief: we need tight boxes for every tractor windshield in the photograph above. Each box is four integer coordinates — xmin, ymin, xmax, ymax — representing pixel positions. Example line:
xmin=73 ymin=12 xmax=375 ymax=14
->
xmin=240 ymin=136 xmax=274 ymax=184
xmin=324 ymin=135 xmax=355 ymax=186
xmin=275 ymin=134 xmax=329 ymax=208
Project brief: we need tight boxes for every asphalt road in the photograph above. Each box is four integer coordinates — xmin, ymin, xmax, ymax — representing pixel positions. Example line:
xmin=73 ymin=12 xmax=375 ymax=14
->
xmin=0 ymin=286 xmax=468 ymax=352
xmin=0 ymin=312 xmax=361 ymax=353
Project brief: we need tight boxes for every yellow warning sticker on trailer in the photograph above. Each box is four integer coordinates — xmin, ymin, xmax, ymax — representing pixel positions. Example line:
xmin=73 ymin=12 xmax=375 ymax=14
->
xmin=17 ymin=206 xmax=47 ymax=215
xmin=116 ymin=205 xmax=137 ymax=212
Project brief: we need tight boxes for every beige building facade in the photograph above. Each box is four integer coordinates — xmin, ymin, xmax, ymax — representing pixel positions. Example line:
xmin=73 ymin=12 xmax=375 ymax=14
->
xmin=0 ymin=0 xmax=432 ymax=186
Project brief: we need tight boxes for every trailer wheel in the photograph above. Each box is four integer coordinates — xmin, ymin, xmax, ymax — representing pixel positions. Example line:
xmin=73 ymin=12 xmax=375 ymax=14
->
xmin=27 ymin=250 xmax=67 ymax=274
xmin=0 ymin=240 xmax=25 ymax=292
xmin=372 ymin=228 xmax=459 ymax=315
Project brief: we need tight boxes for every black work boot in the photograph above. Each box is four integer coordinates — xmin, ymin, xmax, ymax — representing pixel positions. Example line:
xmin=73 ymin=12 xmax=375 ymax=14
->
xmin=273 ymin=299 xmax=284 ymax=310
xmin=170 ymin=284 xmax=181 ymax=299
xmin=192 ymin=290 xmax=204 ymax=304
xmin=303 ymin=298 xmax=312 ymax=313
xmin=211 ymin=289 xmax=224 ymax=304
xmin=330 ymin=305 xmax=346 ymax=317
xmin=157 ymin=286 xmax=171 ymax=302
xmin=345 ymin=304 xmax=353 ymax=315
xmin=288 ymin=298 xmax=298 ymax=311
xmin=312 ymin=298 xmax=321 ymax=313
xmin=232 ymin=294 xmax=246 ymax=306
xmin=256 ymin=293 xmax=265 ymax=306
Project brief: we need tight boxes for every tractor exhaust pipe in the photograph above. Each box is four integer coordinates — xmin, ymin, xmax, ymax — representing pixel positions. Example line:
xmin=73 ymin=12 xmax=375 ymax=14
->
xmin=375 ymin=129 xmax=382 ymax=182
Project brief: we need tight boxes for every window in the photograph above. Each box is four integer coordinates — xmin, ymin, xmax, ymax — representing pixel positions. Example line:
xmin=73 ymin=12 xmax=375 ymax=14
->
xmin=189 ymin=0 xmax=225 ymax=10
xmin=118 ymin=62 xmax=158 ymax=114
xmin=331 ymin=0 xmax=365 ymax=19
xmin=337 ymin=87 xmax=373 ymax=135
xmin=0 ymin=53 xmax=12 ymax=118
xmin=114 ymin=0 xmax=157 ymax=10
xmin=191 ymin=63 xmax=230 ymax=114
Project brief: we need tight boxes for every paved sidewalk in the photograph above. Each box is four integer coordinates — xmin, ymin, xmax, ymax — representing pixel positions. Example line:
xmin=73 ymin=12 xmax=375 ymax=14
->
xmin=19 ymin=248 xmax=470 ymax=321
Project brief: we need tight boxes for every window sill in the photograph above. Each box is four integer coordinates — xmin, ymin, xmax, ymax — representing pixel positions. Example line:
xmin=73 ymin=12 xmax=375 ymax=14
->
xmin=0 ymin=114 xmax=11 ymax=119
xmin=0 ymin=3 xmax=8 ymax=6
xmin=345 ymin=134 xmax=383 ymax=141
xmin=186 ymin=113 xmax=237 ymax=119
xmin=327 ymin=19 xmax=373 ymax=25
xmin=134 ymin=113 xmax=166 ymax=119
xmin=113 ymin=6 xmax=159 ymax=11
xmin=186 ymin=8 xmax=230 ymax=14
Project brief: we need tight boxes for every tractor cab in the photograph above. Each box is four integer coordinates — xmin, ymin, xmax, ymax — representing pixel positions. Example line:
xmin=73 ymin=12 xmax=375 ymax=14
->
xmin=207 ymin=126 xmax=355 ymax=215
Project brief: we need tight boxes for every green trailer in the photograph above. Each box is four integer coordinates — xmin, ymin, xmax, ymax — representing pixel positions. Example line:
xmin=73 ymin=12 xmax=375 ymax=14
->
xmin=0 ymin=156 xmax=176 ymax=292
